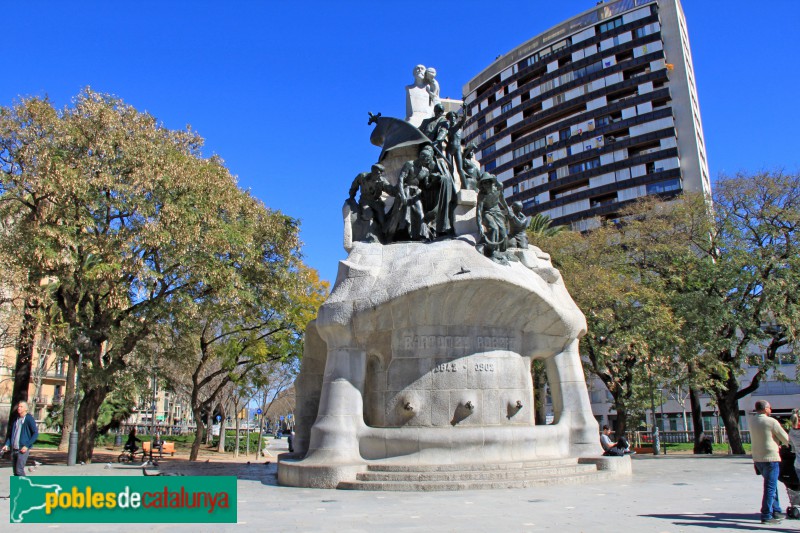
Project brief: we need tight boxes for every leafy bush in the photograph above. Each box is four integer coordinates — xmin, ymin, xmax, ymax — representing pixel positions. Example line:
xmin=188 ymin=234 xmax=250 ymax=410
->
xmin=214 ymin=431 xmax=264 ymax=453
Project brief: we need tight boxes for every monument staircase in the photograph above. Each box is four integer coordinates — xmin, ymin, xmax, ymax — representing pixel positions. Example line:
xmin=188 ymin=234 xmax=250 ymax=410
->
xmin=337 ymin=457 xmax=619 ymax=491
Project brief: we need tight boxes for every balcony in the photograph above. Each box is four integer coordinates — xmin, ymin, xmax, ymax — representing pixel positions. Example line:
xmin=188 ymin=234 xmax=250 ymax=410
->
xmin=31 ymin=395 xmax=63 ymax=405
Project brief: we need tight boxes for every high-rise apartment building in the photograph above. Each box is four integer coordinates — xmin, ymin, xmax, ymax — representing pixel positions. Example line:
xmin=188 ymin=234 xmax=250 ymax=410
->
xmin=462 ymin=0 xmax=710 ymax=230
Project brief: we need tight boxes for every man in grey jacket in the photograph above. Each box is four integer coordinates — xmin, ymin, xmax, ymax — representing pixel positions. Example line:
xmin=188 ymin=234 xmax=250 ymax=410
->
xmin=749 ymin=400 xmax=789 ymax=524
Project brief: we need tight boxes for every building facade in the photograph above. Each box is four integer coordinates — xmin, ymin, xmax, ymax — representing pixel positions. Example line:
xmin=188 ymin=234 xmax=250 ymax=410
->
xmin=0 ymin=338 xmax=67 ymax=433
xmin=589 ymin=359 xmax=800 ymax=435
xmin=462 ymin=0 xmax=710 ymax=230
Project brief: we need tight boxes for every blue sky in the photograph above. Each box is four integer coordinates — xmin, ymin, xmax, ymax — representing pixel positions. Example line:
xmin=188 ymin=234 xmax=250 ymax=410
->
xmin=4 ymin=1 xmax=799 ymax=285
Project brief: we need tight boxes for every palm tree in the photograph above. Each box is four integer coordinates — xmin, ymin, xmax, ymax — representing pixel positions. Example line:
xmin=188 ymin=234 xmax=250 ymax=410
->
xmin=527 ymin=213 xmax=566 ymax=237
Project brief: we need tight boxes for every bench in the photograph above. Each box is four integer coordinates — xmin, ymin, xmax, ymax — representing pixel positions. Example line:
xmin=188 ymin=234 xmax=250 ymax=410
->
xmin=142 ymin=440 xmax=175 ymax=459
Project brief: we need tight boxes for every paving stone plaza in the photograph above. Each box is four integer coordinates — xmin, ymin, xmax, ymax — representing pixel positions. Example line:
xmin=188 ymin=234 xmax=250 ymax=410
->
xmin=1 ymin=449 xmax=793 ymax=532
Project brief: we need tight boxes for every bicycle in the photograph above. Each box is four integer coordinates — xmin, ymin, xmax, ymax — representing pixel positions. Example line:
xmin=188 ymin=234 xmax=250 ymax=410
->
xmin=117 ymin=447 xmax=138 ymax=463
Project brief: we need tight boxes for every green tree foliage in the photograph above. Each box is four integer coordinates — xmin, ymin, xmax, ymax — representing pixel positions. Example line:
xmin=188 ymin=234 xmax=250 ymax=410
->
xmin=685 ymin=173 xmax=800 ymax=452
xmin=539 ymin=171 xmax=800 ymax=450
xmin=0 ymin=89 xmax=322 ymax=461
xmin=541 ymin=219 xmax=680 ymax=433
xmin=164 ymin=260 xmax=328 ymax=460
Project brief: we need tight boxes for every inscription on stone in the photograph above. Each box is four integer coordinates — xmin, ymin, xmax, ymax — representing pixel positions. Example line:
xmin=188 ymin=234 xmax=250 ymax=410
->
xmin=431 ymin=361 xmax=497 ymax=373
xmin=401 ymin=335 xmax=516 ymax=350
xmin=433 ymin=362 xmax=458 ymax=373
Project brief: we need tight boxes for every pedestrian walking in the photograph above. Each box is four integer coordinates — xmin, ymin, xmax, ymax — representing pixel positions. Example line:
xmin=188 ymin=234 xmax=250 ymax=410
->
xmin=2 ymin=401 xmax=39 ymax=476
xmin=749 ymin=400 xmax=789 ymax=524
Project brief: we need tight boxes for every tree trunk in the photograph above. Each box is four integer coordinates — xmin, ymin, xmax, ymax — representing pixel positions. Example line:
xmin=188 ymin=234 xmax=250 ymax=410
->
xmin=166 ymin=395 xmax=176 ymax=434
xmin=190 ymin=408 xmax=205 ymax=461
xmin=716 ymin=375 xmax=745 ymax=454
xmin=58 ymin=357 xmax=77 ymax=452
xmin=689 ymin=387 xmax=705 ymax=453
xmin=76 ymin=384 xmax=111 ymax=463
xmin=8 ymin=296 xmax=38 ymax=438
xmin=613 ymin=398 xmax=628 ymax=435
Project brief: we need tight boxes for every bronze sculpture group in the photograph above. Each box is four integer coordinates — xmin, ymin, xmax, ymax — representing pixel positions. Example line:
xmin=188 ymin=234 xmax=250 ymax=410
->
xmin=348 ymin=67 xmax=532 ymax=262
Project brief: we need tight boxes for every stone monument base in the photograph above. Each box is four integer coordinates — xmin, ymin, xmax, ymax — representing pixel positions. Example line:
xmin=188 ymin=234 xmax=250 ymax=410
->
xmin=278 ymin=238 xmax=632 ymax=490
xmin=278 ymin=455 xmax=631 ymax=491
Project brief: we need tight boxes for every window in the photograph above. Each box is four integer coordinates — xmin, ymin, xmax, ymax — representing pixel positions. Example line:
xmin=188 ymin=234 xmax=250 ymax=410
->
xmin=646 ymin=179 xmax=681 ymax=195
xmin=616 ymin=49 xmax=634 ymax=63
xmin=501 ymin=102 xmax=513 ymax=113
xmin=548 ymin=170 xmax=557 ymax=182
xmin=484 ymin=160 xmax=497 ymax=171
xmin=591 ymin=193 xmax=616 ymax=208
xmin=559 ymin=127 xmax=571 ymax=141
xmin=513 ymin=137 xmax=547 ymax=159
xmin=482 ymin=143 xmax=496 ymax=157
xmin=635 ymin=23 xmax=659 ymax=39
xmin=522 ymin=199 xmax=537 ymax=210
xmin=513 ymin=184 xmax=520 ymax=194
xmin=574 ymin=61 xmax=603 ymax=80
xmin=541 ymin=79 xmax=556 ymax=93
xmin=568 ymin=157 xmax=600 ymax=174
xmin=599 ymin=17 xmax=623 ymax=34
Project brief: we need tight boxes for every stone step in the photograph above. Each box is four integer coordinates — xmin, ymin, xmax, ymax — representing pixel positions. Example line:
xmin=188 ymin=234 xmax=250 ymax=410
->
xmin=365 ymin=458 xmax=579 ymax=472
xmin=339 ymin=470 xmax=616 ymax=492
xmin=357 ymin=463 xmax=597 ymax=482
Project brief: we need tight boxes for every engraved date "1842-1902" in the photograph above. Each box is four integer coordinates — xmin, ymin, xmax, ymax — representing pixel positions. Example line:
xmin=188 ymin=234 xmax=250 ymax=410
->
xmin=433 ymin=362 xmax=495 ymax=373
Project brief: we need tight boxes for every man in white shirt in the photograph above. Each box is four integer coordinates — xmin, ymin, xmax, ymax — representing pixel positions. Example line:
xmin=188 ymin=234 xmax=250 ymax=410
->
xmin=600 ymin=425 xmax=614 ymax=452
xmin=749 ymin=400 xmax=789 ymax=524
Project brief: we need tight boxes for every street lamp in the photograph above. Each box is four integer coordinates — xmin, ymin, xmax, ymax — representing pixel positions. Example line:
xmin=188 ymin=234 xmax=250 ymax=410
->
xmin=650 ymin=381 xmax=661 ymax=456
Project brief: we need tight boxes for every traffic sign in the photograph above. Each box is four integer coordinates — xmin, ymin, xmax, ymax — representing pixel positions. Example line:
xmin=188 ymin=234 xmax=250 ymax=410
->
xmin=279 ymin=416 xmax=284 ymax=421
xmin=216 ymin=415 xmax=222 ymax=422
xmin=256 ymin=408 xmax=263 ymax=415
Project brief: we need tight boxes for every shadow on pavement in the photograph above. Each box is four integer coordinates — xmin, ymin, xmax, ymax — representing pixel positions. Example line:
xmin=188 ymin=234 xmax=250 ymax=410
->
xmin=643 ymin=512 xmax=796 ymax=531
xmin=158 ymin=460 xmax=279 ymax=485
